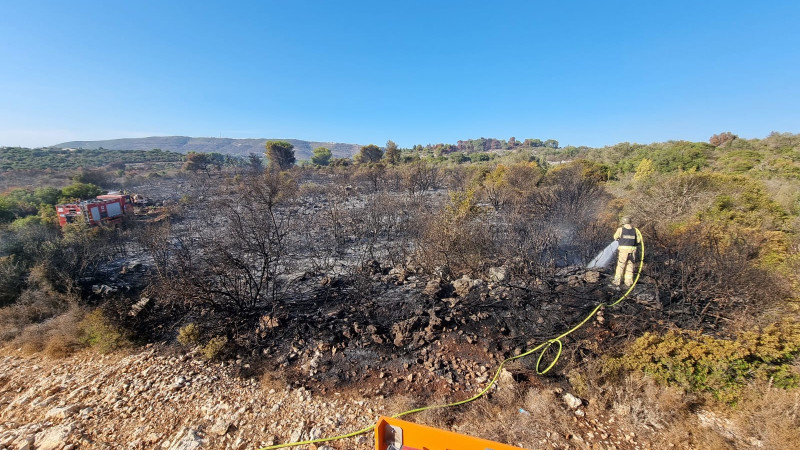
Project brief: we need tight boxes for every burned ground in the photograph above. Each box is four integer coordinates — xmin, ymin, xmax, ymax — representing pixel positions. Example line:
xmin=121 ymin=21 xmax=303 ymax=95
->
xmin=83 ymin=167 xmax=671 ymax=401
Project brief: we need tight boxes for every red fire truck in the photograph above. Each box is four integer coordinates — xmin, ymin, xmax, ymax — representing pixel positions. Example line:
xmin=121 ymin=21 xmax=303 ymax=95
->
xmin=56 ymin=194 xmax=132 ymax=227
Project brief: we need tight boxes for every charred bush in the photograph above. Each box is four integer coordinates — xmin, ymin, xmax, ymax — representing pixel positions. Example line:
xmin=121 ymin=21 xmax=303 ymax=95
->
xmin=528 ymin=160 xmax=609 ymax=222
xmin=0 ymin=285 xmax=70 ymax=343
xmin=492 ymin=160 xmax=612 ymax=268
xmin=72 ymin=167 xmax=119 ymax=190
xmin=350 ymin=192 xmax=419 ymax=267
xmin=44 ymin=223 xmax=128 ymax=295
xmin=401 ymin=160 xmax=442 ymax=197
xmin=0 ymin=255 xmax=25 ymax=306
xmin=153 ymin=171 xmax=298 ymax=313
xmin=0 ymin=219 xmax=128 ymax=299
xmin=645 ymin=225 xmax=783 ymax=330
xmin=415 ymin=190 xmax=492 ymax=277
xmin=353 ymin=163 xmax=387 ymax=193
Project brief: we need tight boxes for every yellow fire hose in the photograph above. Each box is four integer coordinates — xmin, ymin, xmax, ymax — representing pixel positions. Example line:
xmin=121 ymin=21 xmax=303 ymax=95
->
xmin=259 ymin=229 xmax=644 ymax=449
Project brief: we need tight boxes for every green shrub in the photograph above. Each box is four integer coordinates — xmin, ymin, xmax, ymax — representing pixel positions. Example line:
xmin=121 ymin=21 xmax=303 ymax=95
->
xmin=8 ymin=215 xmax=42 ymax=232
xmin=702 ymin=177 xmax=788 ymax=230
xmin=177 ymin=323 xmax=200 ymax=346
xmin=469 ymin=152 xmax=492 ymax=162
xmin=719 ymin=149 xmax=762 ymax=173
xmin=59 ymin=182 xmax=103 ymax=202
xmin=604 ymin=321 xmax=800 ymax=404
xmin=34 ymin=187 xmax=61 ymax=205
xmin=78 ymin=309 xmax=130 ymax=353
xmin=201 ymin=336 xmax=228 ymax=360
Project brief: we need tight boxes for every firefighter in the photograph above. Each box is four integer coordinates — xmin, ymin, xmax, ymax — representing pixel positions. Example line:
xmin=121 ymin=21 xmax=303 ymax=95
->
xmin=613 ymin=217 xmax=640 ymax=287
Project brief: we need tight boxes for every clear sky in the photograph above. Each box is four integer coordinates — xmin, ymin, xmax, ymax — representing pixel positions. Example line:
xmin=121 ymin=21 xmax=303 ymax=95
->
xmin=1 ymin=0 xmax=798 ymax=148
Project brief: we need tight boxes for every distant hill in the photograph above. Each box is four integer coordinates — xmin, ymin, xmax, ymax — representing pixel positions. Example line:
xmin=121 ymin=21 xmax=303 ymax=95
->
xmin=53 ymin=136 xmax=362 ymax=160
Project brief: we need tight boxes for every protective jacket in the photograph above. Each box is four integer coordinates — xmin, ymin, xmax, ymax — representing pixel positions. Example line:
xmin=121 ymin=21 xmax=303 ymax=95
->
xmin=613 ymin=224 xmax=640 ymax=286
xmin=614 ymin=225 xmax=639 ymax=248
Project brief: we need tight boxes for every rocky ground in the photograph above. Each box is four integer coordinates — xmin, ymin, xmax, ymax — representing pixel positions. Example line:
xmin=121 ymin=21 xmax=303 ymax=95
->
xmin=0 ymin=345 xmax=385 ymax=450
xmin=0 ymin=342 xmax=668 ymax=450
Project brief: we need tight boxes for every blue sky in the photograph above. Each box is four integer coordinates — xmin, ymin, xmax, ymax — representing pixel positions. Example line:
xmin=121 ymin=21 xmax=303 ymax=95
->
xmin=1 ymin=0 xmax=798 ymax=148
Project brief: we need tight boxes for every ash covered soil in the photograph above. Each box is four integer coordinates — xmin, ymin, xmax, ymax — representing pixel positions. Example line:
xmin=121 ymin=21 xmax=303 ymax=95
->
xmin=256 ymin=263 xmax=628 ymax=397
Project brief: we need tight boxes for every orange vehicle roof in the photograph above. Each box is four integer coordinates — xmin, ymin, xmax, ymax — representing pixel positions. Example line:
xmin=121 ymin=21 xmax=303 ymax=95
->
xmin=374 ymin=416 xmax=526 ymax=450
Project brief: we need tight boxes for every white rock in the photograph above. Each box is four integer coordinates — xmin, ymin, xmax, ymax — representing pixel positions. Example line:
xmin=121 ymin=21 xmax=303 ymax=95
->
xmin=562 ymin=392 xmax=582 ymax=409
xmin=166 ymin=428 xmax=205 ymax=450
xmin=289 ymin=420 xmax=306 ymax=443
xmin=35 ymin=423 xmax=76 ymax=450
xmin=12 ymin=435 xmax=35 ymax=450
xmin=497 ymin=368 xmax=515 ymax=390
xmin=45 ymin=405 xmax=81 ymax=420
xmin=488 ymin=266 xmax=508 ymax=282
xmin=289 ymin=429 xmax=303 ymax=442
xmin=208 ymin=417 xmax=231 ymax=436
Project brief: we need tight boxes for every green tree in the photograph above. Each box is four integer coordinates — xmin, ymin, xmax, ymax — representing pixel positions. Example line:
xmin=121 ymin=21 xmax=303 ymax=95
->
xmin=449 ymin=152 xmax=469 ymax=164
xmin=3 ymin=188 xmax=36 ymax=206
xmin=34 ymin=187 xmax=62 ymax=206
xmin=525 ymin=138 xmax=544 ymax=147
xmin=72 ymin=168 xmax=113 ymax=188
xmin=311 ymin=147 xmax=332 ymax=166
xmin=0 ymin=197 xmax=14 ymax=223
xmin=469 ymin=152 xmax=492 ymax=162
xmin=356 ymin=144 xmax=383 ymax=164
xmin=265 ymin=141 xmax=296 ymax=170
xmin=60 ymin=183 xmax=103 ymax=202
xmin=384 ymin=140 xmax=400 ymax=165
xmin=544 ymin=139 xmax=559 ymax=149
xmin=651 ymin=142 xmax=710 ymax=172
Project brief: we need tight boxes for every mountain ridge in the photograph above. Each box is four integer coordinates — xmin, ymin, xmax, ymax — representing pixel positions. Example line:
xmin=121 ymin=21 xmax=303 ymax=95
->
xmin=53 ymin=136 xmax=362 ymax=160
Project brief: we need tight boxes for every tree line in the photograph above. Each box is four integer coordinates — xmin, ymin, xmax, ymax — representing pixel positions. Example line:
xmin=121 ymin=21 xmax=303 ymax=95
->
xmin=0 ymin=147 xmax=183 ymax=171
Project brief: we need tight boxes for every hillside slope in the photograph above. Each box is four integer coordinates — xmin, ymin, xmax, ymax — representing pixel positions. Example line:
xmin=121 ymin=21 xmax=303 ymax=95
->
xmin=53 ymin=136 xmax=361 ymax=160
xmin=0 ymin=346 xmax=663 ymax=450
